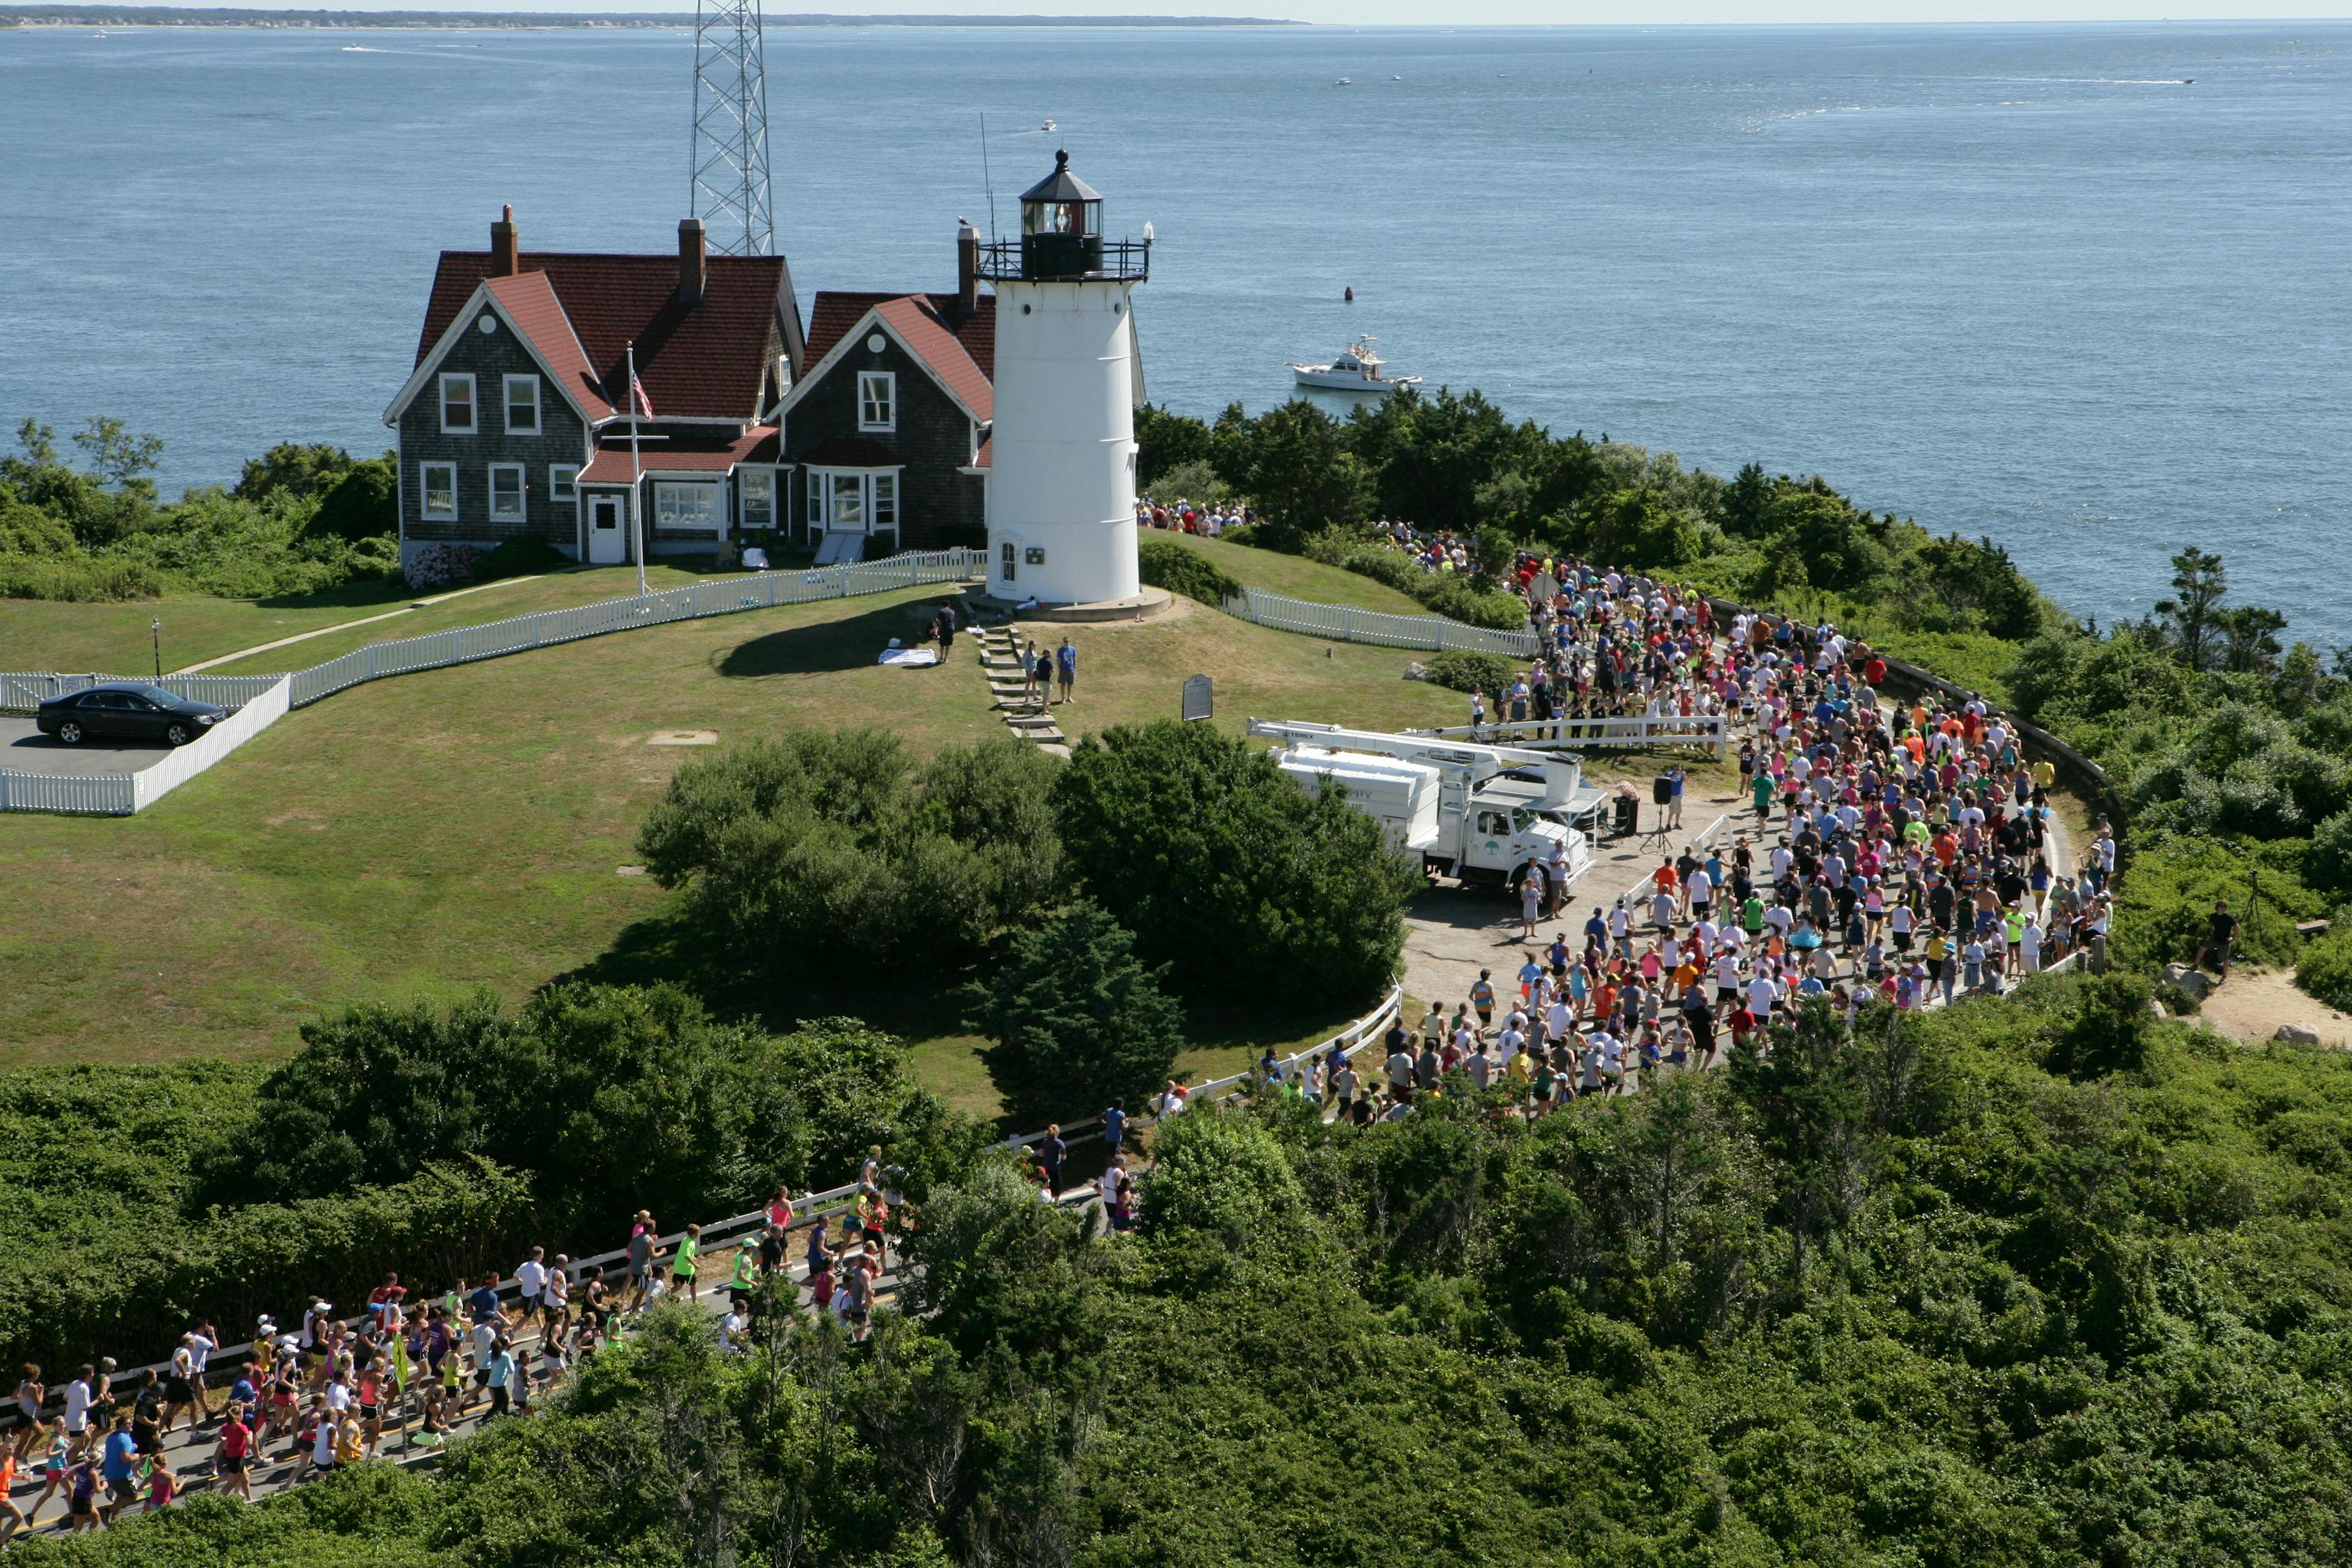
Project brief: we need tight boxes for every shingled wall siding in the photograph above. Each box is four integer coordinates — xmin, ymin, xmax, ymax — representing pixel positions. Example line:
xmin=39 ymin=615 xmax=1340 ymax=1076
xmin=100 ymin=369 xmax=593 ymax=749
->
xmin=783 ymin=334 xmax=985 ymax=550
xmin=398 ymin=318 xmax=591 ymax=558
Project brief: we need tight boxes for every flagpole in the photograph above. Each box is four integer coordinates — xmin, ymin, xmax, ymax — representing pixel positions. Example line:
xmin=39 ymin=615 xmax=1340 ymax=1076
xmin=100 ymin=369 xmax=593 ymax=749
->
xmin=628 ymin=340 xmax=646 ymax=599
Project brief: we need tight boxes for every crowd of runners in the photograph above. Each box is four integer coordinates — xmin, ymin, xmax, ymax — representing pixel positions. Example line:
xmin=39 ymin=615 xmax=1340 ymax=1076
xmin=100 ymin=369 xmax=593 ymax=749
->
xmin=0 ymin=1152 xmax=928 ymax=1538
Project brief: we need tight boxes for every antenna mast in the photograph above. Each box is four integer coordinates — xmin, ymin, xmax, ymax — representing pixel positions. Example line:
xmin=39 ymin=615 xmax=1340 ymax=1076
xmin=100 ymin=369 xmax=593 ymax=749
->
xmin=689 ymin=0 xmax=775 ymax=256
xmin=980 ymin=112 xmax=998 ymax=243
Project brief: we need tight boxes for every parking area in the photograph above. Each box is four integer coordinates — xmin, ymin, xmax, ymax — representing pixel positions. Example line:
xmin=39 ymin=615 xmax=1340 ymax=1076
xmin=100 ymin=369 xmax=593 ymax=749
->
xmin=0 ymin=715 xmax=172 ymax=777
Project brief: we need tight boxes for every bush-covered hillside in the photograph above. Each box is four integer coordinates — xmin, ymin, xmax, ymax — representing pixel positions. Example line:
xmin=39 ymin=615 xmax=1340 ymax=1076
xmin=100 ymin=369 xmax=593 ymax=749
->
xmin=25 ymin=978 xmax=2352 ymax=1568
xmin=1 ymin=418 xmax=397 ymax=600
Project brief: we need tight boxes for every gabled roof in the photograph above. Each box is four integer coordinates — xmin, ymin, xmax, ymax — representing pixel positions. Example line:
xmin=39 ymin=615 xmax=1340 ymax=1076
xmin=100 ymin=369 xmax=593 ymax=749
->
xmin=415 ymin=251 xmax=799 ymax=422
xmin=807 ymin=291 xmax=994 ymax=380
xmin=383 ymin=273 xmax=616 ymax=428
xmin=577 ymin=425 xmax=777 ymax=484
xmin=783 ymin=294 xmax=994 ymax=428
xmin=485 ymin=272 xmax=614 ymax=421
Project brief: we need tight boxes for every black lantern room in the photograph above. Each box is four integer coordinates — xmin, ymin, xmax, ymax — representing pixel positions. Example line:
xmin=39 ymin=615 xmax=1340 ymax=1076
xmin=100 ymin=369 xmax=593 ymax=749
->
xmin=980 ymin=149 xmax=1148 ymax=284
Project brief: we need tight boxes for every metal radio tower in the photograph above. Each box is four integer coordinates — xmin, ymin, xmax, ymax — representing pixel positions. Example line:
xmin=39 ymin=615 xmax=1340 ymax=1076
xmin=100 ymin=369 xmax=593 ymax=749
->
xmin=688 ymin=0 xmax=775 ymax=256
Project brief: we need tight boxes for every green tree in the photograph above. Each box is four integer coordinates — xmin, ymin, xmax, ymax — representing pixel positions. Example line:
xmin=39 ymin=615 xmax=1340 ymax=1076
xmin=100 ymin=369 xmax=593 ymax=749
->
xmin=1132 ymin=403 xmax=1214 ymax=489
xmin=971 ymin=901 xmax=1184 ymax=1128
xmin=1054 ymin=720 xmax=1417 ymax=1010
xmin=2155 ymin=545 xmax=2230 ymax=671
xmin=1227 ymin=399 xmax=1370 ymax=550
xmin=70 ymin=416 xmax=165 ymax=504
xmin=234 ymin=441 xmax=361 ymax=504
xmin=304 ymin=454 xmax=400 ymax=543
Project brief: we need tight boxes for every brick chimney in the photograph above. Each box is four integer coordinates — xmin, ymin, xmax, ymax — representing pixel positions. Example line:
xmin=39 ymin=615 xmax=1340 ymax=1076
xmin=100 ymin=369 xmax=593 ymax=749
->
xmin=678 ymin=217 xmax=707 ymax=304
xmin=490 ymin=204 xmax=519 ymax=278
xmin=957 ymin=221 xmax=981 ymax=315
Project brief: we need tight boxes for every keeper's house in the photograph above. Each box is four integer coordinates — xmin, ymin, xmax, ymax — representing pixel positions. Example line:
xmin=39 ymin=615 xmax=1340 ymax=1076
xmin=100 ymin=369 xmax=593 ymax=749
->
xmin=384 ymin=207 xmax=996 ymax=570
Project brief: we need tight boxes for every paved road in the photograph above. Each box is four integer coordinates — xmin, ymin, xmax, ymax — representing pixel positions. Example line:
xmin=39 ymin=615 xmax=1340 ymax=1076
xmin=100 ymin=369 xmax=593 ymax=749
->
xmin=0 ymin=717 xmax=168 ymax=778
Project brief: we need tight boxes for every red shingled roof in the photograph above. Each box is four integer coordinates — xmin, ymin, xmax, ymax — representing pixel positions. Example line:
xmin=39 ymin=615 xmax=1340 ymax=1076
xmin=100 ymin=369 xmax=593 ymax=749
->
xmin=577 ymin=425 xmax=778 ymax=484
xmin=420 ymin=252 xmax=793 ymax=422
xmin=483 ymin=272 xmax=615 ymax=420
xmin=871 ymin=296 xmax=993 ymax=423
xmin=808 ymin=291 xmax=995 ymax=381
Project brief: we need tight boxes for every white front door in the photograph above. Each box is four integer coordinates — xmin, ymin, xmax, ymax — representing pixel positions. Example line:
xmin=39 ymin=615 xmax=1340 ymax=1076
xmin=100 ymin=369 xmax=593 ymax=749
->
xmin=587 ymin=495 xmax=626 ymax=564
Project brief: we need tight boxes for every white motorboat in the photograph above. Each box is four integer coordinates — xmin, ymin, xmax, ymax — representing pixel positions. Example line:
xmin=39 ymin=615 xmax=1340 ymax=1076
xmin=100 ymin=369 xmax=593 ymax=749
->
xmin=1289 ymin=335 xmax=1420 ymax=394
xmin=1040 ymin=118 xmax=1057 ymax=132
xmin=1334 ymin=77 xmax=1353 ymax=86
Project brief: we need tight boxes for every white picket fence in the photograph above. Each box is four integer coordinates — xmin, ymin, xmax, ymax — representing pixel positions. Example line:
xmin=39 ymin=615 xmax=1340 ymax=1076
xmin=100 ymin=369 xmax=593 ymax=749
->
xmin=0 ymin=671 xmax=285 ymax=712
xmin=1221 ymin=587 xmax=1539 ymax=658
xmin=0 ymin=550 xmax=986 ymax=817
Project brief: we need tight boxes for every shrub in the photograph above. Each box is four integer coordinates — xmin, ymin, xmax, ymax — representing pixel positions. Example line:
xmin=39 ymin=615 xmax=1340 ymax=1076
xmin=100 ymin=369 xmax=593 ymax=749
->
xmin=0 ymin=550 xmax=162 ymax=602
xmin=2047 ymin=973 xmax=2156 ymax=1079
xmin=405 ymin=542 xmax=482 ymax=590
xmin=2298 ymin=931 xmax=2352 ymax=1014
xmin=1054 ymin=720 xmax=1417 ymax=1011
xmin=1136 ymin=535 xmax=1241 ymax=607
xmin=1423 ymin=649 xmax=1516 ymax=694
xmin=1138 ymin=1109 xmax=1307 ymax=1249
xmin=972 ymin=901 xmax=1184 ymax=1129
xmin=303 ymin=456 xmax=399 ymax=544
xmin=638 ymin=731 xmax=1064 ymax=987
xmin=2307 ymin=809 xmax=2352 ymax=902
xmin=472 ymin=534 xmax=570 ymax=582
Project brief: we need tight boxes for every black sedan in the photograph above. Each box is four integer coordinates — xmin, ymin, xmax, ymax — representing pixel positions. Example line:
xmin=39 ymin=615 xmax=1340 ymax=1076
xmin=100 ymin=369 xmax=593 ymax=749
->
xmin=34 ymin=684 xmax=229 ymax=747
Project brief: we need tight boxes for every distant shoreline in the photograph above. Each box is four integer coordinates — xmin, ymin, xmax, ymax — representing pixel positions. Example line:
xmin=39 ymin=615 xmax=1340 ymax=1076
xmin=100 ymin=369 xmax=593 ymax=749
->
xmin=2 ymin=6 xmax=1298 ymax=26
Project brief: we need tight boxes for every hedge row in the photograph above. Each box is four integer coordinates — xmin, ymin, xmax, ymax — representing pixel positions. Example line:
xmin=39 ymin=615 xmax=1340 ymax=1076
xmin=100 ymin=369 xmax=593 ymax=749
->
xmin=1137 ymin=536 xmax=1243 ymax=607
xmin=0 ymin=1159 xmax=538 ymax=1375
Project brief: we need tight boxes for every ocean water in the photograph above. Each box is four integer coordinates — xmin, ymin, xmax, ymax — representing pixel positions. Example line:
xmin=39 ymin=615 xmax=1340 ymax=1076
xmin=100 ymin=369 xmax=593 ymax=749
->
xmin=2 ymin=20 xmax=2347 ymax=636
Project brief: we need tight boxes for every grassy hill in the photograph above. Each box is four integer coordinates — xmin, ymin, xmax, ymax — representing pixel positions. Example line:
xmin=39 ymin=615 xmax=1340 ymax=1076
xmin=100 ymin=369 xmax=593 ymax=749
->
xmin=0 ymin=583 xmax=1465 ymax=1112
xmin=1149 ymin=528 xmax=1431 ymax=612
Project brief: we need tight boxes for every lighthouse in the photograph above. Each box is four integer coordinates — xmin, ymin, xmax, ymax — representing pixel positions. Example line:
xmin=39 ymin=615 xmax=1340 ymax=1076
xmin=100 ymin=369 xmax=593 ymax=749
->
xmin=978 ymin=150 xmax=1150 ymax=607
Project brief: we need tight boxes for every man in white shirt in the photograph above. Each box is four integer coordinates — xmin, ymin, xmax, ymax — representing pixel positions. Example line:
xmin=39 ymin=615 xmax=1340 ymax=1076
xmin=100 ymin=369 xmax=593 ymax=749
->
xmin=514 ymin=1248 xmax=549 ymax=1328
xmin=1747 ymin=972 xmax=1778 ymax=1021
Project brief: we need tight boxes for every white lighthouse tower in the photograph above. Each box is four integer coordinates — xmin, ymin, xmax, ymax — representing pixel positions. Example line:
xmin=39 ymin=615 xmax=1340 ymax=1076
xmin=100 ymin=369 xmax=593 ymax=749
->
xmin=979 ymin=151 xmax=1150 ymax=608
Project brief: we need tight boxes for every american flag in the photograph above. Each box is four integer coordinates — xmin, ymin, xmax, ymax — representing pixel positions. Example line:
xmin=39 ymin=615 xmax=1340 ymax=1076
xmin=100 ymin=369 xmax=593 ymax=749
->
xmin=630 ymin=371 xmax=655 ymax=420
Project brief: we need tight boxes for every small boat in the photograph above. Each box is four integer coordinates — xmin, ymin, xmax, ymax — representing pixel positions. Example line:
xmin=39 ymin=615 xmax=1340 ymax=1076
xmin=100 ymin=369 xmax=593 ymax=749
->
xmin=1392 ymin=74 xmax=1403 ymax=81
xmin=1334 ymin=77 xmax=1353 ymax=86
xmin=1040 ymin=118 xmax=1057 ymax=132
xmin=1289 ymin=335 xmax=1420 ymax=394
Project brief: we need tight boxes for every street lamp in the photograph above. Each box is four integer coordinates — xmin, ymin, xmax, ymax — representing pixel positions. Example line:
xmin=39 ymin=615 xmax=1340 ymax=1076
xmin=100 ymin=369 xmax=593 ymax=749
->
xmin=152 ymin=619 xmax=162 ymax=681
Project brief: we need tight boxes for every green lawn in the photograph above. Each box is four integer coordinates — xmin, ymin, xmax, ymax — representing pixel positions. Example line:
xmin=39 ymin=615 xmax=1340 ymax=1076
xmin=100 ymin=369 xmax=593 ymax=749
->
xmin=1152 ymin=530 xmax=1431 ymax=614
xmin=0 ymin=586 xmax=1455 ymax=1093
xmin=0 ymin=580 xmax=423 ymax=676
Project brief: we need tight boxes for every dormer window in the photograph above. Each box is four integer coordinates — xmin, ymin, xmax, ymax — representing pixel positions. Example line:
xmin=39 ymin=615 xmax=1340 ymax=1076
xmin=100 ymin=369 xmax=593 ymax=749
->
xmin=439 ymin=374 xmax=476 ymax=435
xmin=505 ymin=374 xmax=541 ymax=436
xmin=858 ymin=371 xmax=896 ymax=433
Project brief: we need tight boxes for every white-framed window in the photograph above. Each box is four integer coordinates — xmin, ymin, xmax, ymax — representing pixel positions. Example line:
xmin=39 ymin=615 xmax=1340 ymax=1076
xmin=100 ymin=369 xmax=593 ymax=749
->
xmin=655 ymin=482 xmax=724 ymax=535
xmin=827 ymin=474 xmax=864 ymax=530
xmin=858 ymin=371 xmax=896 ymax=433
xmin=805 ymin=469 xmax=900 ymax=534
xmin=488 ymin=463 xmax=527 ymax=521
xmin=550 ymin=464 xmax=578 ymax=510
xmin=504 ymin=374 xmax=541 ymax=436
xmin=439 ymin=373 xmax=476 ymax=434
xmin=740 ymin=469 xmax=776 ymax=531
xmin=420 ymin=461 xmax=458 ymax=521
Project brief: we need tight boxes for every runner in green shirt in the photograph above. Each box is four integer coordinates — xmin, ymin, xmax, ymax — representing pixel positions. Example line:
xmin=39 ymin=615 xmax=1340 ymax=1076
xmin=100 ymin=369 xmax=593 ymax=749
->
xmin=671 ymin=1224 xmax=701 ymax=1303
xmin=728 ymin=1240 xmax=761 ymax=1311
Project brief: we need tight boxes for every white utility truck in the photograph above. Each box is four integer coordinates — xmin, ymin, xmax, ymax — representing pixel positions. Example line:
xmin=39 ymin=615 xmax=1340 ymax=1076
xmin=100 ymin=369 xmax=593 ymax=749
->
xmin=1250 ymin=719 xmax=1608 ymax=889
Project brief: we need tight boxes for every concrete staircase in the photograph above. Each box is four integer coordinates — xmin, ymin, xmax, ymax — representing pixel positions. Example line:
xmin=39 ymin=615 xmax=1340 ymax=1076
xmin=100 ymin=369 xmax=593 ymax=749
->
xmin=975 ymin=626 xmax=1070 ymax=757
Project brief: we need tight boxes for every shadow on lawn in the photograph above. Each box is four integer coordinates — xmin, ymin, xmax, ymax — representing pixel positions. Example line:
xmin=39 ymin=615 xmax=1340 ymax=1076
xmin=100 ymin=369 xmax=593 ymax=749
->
xmin=714 ymin=596 xmax=960 ymax=679
xmin=557 ymin=903 xmax=1371 ymax=1131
